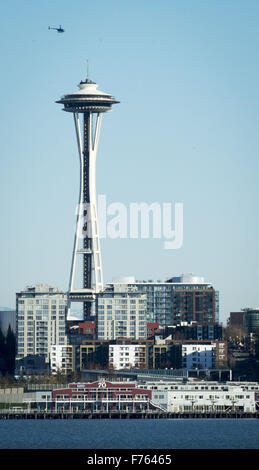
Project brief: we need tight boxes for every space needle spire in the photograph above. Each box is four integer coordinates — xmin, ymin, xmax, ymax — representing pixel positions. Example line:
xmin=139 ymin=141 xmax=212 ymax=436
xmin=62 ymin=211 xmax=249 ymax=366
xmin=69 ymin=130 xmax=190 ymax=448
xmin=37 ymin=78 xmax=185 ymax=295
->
xmin=56 ymin=65 xmax=119 ymax=323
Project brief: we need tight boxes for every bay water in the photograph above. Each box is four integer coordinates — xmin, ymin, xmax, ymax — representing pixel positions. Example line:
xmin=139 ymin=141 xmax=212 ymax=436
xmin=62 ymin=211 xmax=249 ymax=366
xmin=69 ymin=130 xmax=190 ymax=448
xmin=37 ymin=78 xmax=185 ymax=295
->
xmin=0 ymin=419 xmax=258 ymax=449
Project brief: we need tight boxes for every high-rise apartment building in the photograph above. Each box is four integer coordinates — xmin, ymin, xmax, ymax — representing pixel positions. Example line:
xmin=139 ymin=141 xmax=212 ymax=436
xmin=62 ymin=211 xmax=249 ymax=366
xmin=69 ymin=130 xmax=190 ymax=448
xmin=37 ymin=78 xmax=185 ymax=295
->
xmin=16 ymin=284 xmax=67 ymax=367
xmin=106 ymin=274 xmax=219 ymax=329
xmin=96 ymin=283 xmax=147 ymax=340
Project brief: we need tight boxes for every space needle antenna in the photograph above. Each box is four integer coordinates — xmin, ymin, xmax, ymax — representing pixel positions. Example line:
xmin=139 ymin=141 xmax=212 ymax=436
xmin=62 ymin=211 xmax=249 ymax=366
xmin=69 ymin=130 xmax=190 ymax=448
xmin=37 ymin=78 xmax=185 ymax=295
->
xmin=87 ymin=59 xmax=90 ymax=80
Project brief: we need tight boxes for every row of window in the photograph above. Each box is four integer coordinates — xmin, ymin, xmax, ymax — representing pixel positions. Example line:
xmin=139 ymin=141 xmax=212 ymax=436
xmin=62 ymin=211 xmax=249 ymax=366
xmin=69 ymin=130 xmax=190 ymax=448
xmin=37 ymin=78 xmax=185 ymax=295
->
xmin=98 ymin=311 xmax=146 ymax=316
xmin=98 ymin=298 xmax=146 ymax=304
xmin=170 ymin=394 xmax=253 ymax=400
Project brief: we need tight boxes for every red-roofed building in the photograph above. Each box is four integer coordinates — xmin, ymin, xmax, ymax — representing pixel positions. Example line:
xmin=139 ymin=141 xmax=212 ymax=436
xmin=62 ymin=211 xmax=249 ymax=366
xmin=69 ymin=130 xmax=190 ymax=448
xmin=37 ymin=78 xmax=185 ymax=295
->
xmin=52 ymin=380 xmax=152 ymax=413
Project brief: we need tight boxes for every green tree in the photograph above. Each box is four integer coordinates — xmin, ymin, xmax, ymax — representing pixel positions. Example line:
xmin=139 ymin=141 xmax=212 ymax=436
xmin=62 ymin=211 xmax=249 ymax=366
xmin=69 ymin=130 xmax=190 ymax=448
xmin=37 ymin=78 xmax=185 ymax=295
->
xmin=0 ymin=328 xmax=7 ymax=375
xmin=5 ymin=326 xmax=16 ymax=375
xmin=254 ymin=328 xmax=259 ymax=358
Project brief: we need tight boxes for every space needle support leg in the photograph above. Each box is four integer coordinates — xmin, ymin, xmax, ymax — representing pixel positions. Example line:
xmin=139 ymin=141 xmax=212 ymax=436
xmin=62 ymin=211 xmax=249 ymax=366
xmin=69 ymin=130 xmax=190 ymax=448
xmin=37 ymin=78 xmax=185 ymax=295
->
xmin=89 ymin=112 xmax=104 ymax=292
xmin=67 ymin=113 xmax=84 ymax=320
xmin=67 ymin=111 xmax=104 ymax=320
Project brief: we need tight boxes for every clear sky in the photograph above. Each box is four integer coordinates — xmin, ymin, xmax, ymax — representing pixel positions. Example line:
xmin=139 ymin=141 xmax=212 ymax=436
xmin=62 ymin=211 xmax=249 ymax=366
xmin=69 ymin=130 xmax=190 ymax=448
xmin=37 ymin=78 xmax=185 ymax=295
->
xmin=0 ymin=0 xmax=259 ymax=324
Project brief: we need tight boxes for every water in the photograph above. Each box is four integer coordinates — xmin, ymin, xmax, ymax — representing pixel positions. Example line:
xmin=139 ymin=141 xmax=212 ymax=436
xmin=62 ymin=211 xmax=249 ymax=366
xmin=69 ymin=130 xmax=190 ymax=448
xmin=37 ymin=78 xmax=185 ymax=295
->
xmin=0 ymin=419 xmax=258 ymax=449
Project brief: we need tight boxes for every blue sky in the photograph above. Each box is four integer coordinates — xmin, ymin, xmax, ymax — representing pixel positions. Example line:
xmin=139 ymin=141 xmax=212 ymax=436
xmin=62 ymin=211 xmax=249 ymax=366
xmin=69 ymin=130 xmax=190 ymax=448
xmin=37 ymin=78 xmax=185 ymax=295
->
xmin=0 ymin=0 xmax=259 ymax=324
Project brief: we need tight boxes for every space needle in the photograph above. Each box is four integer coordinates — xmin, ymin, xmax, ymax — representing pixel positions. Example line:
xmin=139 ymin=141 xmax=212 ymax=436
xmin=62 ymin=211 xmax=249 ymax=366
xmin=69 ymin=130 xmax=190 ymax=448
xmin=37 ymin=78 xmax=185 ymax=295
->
xmin=56 ymin=65 xmax=119 ymax=323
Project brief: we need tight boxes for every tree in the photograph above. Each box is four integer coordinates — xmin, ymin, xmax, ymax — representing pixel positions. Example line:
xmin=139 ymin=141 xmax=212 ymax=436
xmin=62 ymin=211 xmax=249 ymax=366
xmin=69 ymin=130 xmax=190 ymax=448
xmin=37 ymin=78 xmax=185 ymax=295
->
xmin=0 ymin=328 xmax=6 ymax=375
xmin=224 ymin=324 xmax=246 ymax=342
xmin=5 ymin=326 xmax=16 ymax=375
xmin=254 ymin=328 xmax=259 ymax=358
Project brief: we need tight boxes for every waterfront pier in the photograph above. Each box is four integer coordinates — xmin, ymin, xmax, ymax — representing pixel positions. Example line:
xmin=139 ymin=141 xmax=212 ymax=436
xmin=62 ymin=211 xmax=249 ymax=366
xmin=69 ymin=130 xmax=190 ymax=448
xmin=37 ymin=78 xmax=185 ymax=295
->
xmin=0 ymin=410 xmax=258 ymax=420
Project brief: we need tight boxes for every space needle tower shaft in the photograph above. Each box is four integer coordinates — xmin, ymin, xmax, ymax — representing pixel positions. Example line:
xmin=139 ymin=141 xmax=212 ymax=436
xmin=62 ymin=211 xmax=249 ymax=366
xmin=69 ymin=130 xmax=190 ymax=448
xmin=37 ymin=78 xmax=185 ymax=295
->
xmin=56 ymin=66 xmax=119 ymax=320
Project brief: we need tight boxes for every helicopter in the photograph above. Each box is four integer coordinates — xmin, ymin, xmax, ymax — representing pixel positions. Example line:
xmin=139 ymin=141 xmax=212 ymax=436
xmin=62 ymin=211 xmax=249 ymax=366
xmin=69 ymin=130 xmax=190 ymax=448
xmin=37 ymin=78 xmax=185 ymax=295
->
xmin=48 ymin=25 xmax=65 ymax=33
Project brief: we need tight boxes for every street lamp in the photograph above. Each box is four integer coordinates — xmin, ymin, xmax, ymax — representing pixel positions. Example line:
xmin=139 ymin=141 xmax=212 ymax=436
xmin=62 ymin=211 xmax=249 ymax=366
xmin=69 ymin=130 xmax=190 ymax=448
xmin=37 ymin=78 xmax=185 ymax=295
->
xmin=188 ymin=398 xmax=196 ymax=413
xmin=231 ymin=399 xmax=237 ymax=413
xmin=210 ymin=398 xmax=217 ymax=413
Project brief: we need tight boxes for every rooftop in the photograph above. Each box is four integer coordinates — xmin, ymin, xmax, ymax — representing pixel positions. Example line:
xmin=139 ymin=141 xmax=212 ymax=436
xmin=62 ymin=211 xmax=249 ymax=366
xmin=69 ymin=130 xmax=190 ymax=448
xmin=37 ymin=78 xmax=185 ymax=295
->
xmin=56 ymin=77 xmax=119 ymax=113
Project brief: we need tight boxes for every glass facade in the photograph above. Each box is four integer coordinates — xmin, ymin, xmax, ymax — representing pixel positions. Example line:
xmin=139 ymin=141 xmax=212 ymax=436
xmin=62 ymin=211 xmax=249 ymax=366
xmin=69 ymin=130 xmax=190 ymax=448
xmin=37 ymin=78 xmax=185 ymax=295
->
xmin=97 ymin=280 xmax=219 ymax=340
xmin=243 ymin=308 xmax=259 ymax=333
xmin=124 ymin=282 xmax=218 ymax=327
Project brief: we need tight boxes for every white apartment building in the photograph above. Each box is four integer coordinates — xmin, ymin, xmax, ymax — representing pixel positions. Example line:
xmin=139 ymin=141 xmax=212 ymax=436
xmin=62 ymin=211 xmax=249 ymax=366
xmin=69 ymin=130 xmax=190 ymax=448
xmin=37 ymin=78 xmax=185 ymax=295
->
xmin=182 ymin=343 xmax=216 ymax=369
xmin=16 ymin=284 xmax=67 ymax=365
xmin=50 ymin=345 xmax=74 ymax=375
xmin=142 ymin=381 xmax=259 ymax=413
xmin=109 ymin=344 xmax=147 ymax=370
xmin=97 ymin=283 xmax=147 ymax=340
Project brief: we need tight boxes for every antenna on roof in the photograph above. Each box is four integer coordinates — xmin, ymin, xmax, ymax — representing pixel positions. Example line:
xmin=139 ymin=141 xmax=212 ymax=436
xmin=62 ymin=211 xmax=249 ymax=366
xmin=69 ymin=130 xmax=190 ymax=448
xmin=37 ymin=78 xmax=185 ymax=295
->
xmin=87 ymin=59 xmax=90 ymax=80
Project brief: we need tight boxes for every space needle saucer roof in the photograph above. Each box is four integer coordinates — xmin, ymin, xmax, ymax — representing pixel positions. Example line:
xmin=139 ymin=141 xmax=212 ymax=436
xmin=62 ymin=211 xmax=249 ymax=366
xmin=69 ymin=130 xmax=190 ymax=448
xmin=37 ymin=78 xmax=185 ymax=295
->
xmin=56 ymin=78 xmax=119 ymax=113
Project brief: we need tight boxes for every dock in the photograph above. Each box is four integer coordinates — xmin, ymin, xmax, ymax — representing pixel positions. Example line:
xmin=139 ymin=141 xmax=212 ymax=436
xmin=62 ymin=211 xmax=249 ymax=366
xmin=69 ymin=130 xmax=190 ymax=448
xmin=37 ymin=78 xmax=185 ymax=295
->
xmin=0 ymin=410 xmax=258 ymax=419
